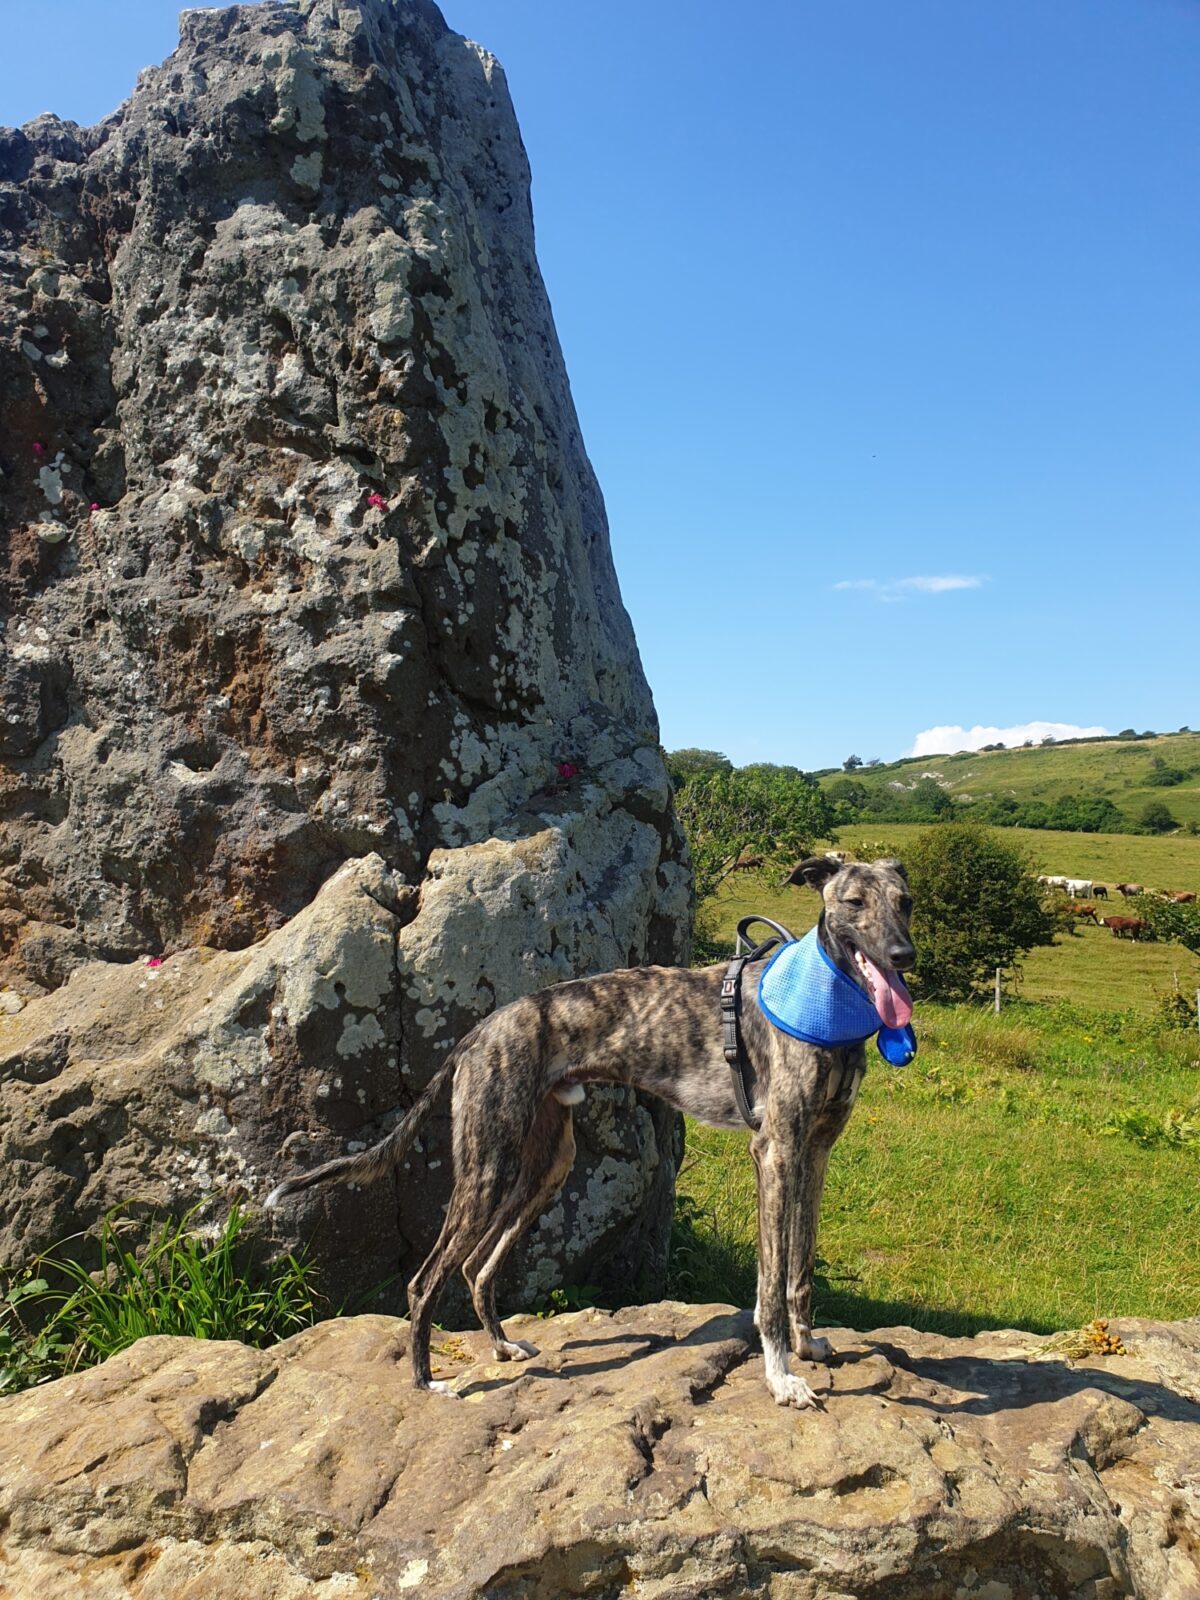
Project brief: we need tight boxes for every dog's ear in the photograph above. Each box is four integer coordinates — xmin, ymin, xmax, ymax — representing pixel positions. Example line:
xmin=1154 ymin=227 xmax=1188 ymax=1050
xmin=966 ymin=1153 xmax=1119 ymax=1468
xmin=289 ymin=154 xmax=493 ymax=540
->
xmin=787 ymin=856 xmax=843 ymax=892
xmin=876 ymin=857 xmax=908 ymax=882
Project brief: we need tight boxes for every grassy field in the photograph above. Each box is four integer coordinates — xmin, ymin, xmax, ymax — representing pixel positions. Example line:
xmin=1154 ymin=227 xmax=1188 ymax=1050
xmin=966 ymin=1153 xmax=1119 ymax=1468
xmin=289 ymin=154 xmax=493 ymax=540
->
xmin=819 ymin=730 xmax=1200 ymax=829
xmin=667 ymin=823 xmax=1200 ymax=1335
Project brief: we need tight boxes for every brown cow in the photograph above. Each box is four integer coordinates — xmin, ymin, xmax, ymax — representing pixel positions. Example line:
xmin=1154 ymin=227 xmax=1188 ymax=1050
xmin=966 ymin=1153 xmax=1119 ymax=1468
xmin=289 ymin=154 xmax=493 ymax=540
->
xmin=729 ymin=854 xmax=764 ymax=872
xmin=1163 ymin=890 xmax=1197 ymax=904
xmin=1065 ymin=901 xmax=1100 ymax=926
xmin=1115 ymin=884 xmax=1143 ymax=898
xmin=1102 ymin=916 xmax=1146 ymax=940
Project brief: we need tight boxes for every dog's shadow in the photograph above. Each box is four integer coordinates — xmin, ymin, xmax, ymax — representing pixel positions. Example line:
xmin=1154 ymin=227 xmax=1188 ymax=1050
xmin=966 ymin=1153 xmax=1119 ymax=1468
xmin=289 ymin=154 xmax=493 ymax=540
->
xmin=452 ymin=1314 xmax=1199 ymax=1427
xmin=452 ymin=1313 xmax=751 ymax=1397
xmin=839 ymin=1338 xmax=1200 ymax=1426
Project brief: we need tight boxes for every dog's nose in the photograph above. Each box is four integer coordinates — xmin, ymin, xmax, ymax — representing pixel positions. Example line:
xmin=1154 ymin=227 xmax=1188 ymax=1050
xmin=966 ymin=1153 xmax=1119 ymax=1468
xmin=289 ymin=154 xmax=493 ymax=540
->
xmin=889 ymin=943 xmax=916 ymax=970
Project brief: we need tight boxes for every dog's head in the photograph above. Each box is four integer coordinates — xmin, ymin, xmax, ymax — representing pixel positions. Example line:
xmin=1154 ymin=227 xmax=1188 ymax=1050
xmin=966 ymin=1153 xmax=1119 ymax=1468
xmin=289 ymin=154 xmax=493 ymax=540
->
xmin=787 ymin=855 xmax=915 ymax=1027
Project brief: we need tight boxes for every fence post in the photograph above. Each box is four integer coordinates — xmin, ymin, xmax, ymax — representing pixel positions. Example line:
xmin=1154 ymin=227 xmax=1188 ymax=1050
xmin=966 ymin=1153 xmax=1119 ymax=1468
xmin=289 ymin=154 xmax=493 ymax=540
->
xmin=995 ymin=967 xmax=1001 ymax=1015
xmin=1196 ymin=990 xmax=1199 ymax=1036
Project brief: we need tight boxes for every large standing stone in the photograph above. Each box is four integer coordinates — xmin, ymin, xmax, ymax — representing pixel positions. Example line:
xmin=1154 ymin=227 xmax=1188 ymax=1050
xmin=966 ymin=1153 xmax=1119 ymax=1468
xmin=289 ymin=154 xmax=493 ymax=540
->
xmin=0 ymin=0 xmax=690 ymax=1304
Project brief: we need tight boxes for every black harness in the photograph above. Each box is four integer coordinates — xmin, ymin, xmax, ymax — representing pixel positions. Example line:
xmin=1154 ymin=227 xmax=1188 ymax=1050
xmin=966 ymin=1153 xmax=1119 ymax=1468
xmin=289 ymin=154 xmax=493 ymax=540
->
xmin=720 ymin=914 xmax=797 ymax=1132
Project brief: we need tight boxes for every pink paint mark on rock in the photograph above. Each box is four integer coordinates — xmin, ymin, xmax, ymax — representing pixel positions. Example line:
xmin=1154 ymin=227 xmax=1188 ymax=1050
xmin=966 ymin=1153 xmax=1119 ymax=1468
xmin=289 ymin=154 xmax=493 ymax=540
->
xmin=367 ymin=492 xmax=388 ymax=511
xmin=145 ymin=956 xmax=164 ymax=969
xmin=32 ymin=442 xmax=45 ymax=457
xmin=557 ymin=762 xmax=579 ymax=780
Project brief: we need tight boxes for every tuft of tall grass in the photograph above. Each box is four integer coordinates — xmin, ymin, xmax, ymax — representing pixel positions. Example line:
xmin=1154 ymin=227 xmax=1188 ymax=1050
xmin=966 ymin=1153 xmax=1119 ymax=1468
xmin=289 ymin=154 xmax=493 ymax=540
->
xmin=0 ymin=1204 xmax=323 ymax=1395
xmin=921 ymin=1008 xmax=1041 ymax=1073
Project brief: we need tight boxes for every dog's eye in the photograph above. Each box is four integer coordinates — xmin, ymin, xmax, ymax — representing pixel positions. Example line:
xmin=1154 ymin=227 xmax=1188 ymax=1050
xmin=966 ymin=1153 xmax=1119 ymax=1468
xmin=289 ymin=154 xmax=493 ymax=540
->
xmin=844 ymin=897 xmax=865 ymax=909
xmin=899 ymin=896 xmax=913 ymax=915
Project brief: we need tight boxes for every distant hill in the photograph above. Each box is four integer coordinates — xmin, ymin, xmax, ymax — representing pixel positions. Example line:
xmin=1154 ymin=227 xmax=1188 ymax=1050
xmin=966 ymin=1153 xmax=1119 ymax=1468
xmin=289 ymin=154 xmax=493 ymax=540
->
xmin=818 ymin=731 xmax=1200 ymax=835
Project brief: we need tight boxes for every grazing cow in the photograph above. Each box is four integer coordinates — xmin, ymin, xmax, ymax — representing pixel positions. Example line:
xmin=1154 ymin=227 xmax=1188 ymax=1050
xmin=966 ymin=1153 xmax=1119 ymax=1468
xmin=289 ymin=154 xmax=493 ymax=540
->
xmin=1102 ymin=916 xmax=1146 ymax=941
xmin=1163 ymin=890 xmax=1197 ymax=904
xmin=1065 ymin=901 xmax=1100 ymax=926
xmin=1039 ymin=875 xmax=1070 ymax=892
xmin=1065 ymin=878 xmax=1093 ymax=898
xmin=729 ymin=853 xmax=765 ymax=873
xmin=824 ymin=850 xmax=850 ymax=864
xmin=1115 ymin=884 xmax=1143 ymax=898
xmin=1092 ymin=884 xmax=1109 ymax=900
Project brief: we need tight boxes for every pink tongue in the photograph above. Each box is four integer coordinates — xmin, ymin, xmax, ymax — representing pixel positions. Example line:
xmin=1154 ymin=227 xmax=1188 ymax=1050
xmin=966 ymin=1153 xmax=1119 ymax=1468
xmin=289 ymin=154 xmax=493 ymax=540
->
xmin=860 ymin=956 xmax=913 ymax=1029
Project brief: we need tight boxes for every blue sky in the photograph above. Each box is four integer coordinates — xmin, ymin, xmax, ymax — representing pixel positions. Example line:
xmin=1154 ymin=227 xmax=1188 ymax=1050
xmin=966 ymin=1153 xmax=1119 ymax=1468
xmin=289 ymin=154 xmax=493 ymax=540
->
xmin=5 ymin=1 xmax=1196 ymax=767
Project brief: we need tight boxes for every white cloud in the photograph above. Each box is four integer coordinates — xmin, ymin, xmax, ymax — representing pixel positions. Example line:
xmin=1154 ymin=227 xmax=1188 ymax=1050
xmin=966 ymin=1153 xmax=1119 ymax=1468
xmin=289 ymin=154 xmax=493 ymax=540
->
xmin=834 ymin=574 xmax=985 ymax=601
xmin=905 ymin=721 xmax=1111 ymax=758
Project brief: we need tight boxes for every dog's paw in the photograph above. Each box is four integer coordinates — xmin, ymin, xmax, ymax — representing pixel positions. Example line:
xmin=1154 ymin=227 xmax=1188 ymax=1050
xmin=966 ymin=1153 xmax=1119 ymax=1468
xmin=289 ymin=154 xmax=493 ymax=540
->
xmin=767 ymin=1372 xmax=823 ymax=1410
xmin=494 ymin=1338 xmax=539 ymax=1362
xmin=796 ymin=1334 xmax=834 ymax=1364
xmin=426 ymin=1379 xmax=461 ymax=1398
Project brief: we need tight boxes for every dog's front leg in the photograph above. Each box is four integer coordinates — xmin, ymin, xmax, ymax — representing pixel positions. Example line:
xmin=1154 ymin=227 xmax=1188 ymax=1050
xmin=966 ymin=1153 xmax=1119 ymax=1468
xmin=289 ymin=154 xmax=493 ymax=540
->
xmin=751 ymin=1129 xmax=822 ymax=1410
xmin=787 ymin=1073 xmax=861 ymax=1365
xmin=786 ymin=1137 xmax=835 ymax=1366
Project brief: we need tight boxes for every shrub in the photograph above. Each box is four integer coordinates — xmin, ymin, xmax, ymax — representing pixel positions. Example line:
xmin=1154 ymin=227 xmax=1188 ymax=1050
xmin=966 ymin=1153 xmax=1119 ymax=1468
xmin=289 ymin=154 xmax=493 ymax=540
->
xmin=1139 ymin=800 xmax=1177 ymax=834
xmin=903 ymin=822 xmax=1057 ymax=1001
xmin=1136 ymin=896 xmax=1200 ymax=956
xmin=1156 ymin=985 xmax=1199 ymax=1032
xmin=1145 ymin=767 xmax=1188 ymax=787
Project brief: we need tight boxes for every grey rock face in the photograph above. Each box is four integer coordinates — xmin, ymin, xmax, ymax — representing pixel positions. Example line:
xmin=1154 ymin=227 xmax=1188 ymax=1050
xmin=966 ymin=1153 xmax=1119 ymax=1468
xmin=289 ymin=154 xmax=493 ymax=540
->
xmin=0 ymin=1 xmax=690 ymax=1302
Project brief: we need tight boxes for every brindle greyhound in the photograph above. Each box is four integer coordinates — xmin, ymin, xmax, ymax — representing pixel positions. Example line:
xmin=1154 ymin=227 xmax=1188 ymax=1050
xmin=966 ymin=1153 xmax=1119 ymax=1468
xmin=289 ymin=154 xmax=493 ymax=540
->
xmin=266 ymin=855 xmax=915 ymax=1409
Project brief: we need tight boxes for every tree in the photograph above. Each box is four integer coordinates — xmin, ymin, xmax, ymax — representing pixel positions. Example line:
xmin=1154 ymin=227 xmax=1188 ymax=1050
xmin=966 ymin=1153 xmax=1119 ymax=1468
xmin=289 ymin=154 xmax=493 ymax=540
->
xmin=827 ymin=777 xmax=868 ymax=823
xmin=672 ymin=767 xmax=835 ymax=952
xmin=665 ymin=748 xmax=733 ymax=783
xmin=908 ymin=777 xmax=954 ymax=820
xmin=1139 ymin=800 xmax=1176 ymax=834
xmin=843 ymin=755 xmax=863 ymax=771
xmin=902 ymin=822 xmax=1057 ymax=1001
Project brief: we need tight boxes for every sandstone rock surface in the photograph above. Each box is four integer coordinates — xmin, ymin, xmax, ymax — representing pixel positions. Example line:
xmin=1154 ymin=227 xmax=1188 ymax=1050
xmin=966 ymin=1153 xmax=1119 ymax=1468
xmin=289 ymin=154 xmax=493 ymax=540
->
xmin=0 ymin=0 xmax=689 ymax=1296
xmin=0 ymin=1307 xmax=1197 ymax=1599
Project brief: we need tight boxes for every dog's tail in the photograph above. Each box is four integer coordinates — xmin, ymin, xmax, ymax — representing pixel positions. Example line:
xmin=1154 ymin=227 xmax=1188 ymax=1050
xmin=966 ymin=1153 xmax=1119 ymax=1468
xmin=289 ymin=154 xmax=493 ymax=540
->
xmin=264 ymin=1056 xmax=456 ymax=1210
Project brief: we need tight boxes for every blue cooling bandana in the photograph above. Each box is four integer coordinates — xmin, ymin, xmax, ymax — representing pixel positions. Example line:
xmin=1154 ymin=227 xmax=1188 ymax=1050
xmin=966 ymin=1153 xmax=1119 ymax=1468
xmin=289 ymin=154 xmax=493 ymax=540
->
xmin=758 ymin=928 xmax=917 ymax=1066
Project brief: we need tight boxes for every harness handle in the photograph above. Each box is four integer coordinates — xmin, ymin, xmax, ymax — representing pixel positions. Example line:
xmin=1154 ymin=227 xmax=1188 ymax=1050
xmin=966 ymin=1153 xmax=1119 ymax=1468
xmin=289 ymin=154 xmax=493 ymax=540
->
xmin=734 ymin=914 xmax=798 ymax=959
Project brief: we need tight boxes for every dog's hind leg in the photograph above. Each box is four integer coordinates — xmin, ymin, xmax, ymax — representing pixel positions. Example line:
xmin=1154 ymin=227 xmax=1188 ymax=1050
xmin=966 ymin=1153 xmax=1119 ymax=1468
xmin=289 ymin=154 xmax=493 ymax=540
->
xmin=407 ymin=1148 xmax=526 ymax=1395
xmin=406 ymin=1216 xmax=479 ymax=1396
xmin=463 ymin=1096 xmax=576 ymax=1362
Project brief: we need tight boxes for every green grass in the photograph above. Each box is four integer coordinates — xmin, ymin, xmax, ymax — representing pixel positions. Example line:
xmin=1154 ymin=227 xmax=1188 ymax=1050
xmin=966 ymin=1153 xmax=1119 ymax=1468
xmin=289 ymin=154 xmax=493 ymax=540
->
xmin=822 ymin=730 xmax=1200 ymax=829
xmin=0 ymin=1205 xmax=325 ymax=1394
xmin=670 ymin=1000 xmax=1200 ymax=1335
